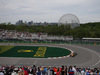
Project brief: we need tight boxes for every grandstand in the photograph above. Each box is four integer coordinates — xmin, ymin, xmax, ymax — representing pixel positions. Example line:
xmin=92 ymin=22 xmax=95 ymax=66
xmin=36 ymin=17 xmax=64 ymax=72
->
xmin=82 ymin=38 xmax=100 ymax=43
xmin=0 ymin=29 xmax=100 ymax=44
xmin=0 ymin=29 xmax=73 ymax=42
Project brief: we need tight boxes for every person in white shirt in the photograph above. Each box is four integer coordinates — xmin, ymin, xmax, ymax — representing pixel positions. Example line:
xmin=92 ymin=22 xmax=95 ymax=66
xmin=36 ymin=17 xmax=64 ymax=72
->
xmin=81 ymin=69 xmax=85 ymax=75
xmin=72 ymin=66 xmax=77 ymax=75
xmin=0 ymin=71 xmax=4 ymax=75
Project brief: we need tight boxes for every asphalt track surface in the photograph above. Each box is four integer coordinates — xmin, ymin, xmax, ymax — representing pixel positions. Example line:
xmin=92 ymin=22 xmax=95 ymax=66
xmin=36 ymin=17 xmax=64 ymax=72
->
xmin=0 ymin=43 xmax=100 ymax=67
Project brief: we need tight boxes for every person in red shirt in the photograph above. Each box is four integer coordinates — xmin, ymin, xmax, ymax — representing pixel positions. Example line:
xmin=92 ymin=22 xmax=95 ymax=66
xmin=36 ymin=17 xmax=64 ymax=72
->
xmin=54 ymin=67 xmax=57 ymax=75
xmin=24 ymin=69 xmax=29 ymax=75
xmin=56 ymin=68 xmax=61 ymax=75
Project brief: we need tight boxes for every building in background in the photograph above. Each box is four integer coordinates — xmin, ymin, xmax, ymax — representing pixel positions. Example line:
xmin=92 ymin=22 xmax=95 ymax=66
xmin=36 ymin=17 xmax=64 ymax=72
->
xmin=58 ymin=14 xmax=80 ymax=28
xmin=15 ymin=20 xmax=57 ymax=26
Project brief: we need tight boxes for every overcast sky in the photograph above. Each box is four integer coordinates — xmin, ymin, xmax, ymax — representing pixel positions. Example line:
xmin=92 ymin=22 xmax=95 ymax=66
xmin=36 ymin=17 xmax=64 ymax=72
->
xmin=0 ymin=0 xmax=100 ymax=24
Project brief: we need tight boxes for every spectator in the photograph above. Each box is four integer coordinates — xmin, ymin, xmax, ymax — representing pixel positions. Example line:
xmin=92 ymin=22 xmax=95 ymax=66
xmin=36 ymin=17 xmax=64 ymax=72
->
xmin=41 ymin=67 xmax=46 ymax=75
xmin=0 ymin=70 xmax=4 ymax=75
xmin=36 ymin=67 xmax=41 ymax=75
xmin=24 ymin=68 xmax=29 ymax=75
xmin=54 ymin=67 xmax=57 ymax=75
xmin=68 ymin=70 xmax=74 ymax=75
xmin=31 ymin=65 xmax=36 ymax=75
xmin=0 ymin=65 xmax=100 ymax=75
xmin=56 ymin=68 xmax=60 ymax=75
xmin=64 ymin=66 xmax=67 ymax=75
xmin=18 ymin=70 xmax=24 ymax=75
xmin=61 ymin=65 xmax=64 ymax=75
xmin=81 ymin=69 xmax=85 ymax=75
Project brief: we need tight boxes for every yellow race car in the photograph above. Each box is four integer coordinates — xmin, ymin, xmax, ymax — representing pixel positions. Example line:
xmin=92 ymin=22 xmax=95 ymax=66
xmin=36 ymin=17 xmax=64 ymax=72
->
xmin=70 ymin=52 xmax=77 ymax=57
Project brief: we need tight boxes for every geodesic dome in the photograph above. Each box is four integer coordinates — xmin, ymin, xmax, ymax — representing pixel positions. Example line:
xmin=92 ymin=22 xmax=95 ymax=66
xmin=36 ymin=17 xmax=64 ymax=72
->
xmin=58 ymin=14 xmax=80 ymax=28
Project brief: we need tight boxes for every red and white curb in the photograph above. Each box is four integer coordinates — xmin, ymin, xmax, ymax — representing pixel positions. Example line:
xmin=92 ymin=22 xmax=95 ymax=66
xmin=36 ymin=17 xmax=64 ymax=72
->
xmin=48 ymin=48 xmax=74 ymax=59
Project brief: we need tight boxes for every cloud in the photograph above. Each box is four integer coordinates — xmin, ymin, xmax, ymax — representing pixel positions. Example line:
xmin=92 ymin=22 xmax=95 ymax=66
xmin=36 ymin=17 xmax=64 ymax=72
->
xmin=0 ymin=0 xmax=100 ymax=23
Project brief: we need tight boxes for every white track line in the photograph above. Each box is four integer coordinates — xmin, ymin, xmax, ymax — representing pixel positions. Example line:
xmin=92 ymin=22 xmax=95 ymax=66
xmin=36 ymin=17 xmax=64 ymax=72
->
xmin=34 ymin=61 xmax=37 ymax=65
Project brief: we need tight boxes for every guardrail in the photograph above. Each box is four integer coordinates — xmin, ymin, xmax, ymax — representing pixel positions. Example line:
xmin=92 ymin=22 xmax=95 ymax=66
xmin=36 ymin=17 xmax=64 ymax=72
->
xmin=0 ymin=40 xmax=100 ymax=45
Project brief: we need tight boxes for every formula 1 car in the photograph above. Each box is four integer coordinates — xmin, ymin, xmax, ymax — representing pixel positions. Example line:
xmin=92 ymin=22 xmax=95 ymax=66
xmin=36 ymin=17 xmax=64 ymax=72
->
xmin=70 ymin=52 xmax=77 ymax=57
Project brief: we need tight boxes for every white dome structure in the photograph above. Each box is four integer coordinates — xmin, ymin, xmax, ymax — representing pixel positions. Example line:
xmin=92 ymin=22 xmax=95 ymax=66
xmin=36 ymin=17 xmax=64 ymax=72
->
xmin=58 ymin=14 xmax=80 ymax=28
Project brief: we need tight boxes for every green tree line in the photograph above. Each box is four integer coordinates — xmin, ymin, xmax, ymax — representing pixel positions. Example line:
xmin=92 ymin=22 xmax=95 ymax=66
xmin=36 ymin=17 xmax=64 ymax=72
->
xmin=0 ymin=22 xmax=100 ymax=38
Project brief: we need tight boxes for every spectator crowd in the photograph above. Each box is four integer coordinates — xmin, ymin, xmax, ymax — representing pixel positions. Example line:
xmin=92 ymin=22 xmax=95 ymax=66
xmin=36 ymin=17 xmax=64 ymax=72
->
xmin=0 ymin=65 xmax=100 ymax=75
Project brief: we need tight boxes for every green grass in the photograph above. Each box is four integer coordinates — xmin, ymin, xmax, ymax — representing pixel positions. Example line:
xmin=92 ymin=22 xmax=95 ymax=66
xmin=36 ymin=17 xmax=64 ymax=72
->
xmin=0 ymin=46 xmax=71 ymax=58
xmin=0 ymin=46 xmax=14 ymax=54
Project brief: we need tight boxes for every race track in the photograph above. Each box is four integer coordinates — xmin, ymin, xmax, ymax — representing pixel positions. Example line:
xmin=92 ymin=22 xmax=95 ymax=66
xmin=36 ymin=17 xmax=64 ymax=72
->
xmin=0 ymin=43 xmax=100 ymax=67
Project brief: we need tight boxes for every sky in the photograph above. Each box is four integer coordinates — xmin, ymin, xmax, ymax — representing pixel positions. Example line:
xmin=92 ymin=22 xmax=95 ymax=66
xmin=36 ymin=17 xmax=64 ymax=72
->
xmin=0 ymin=0 xmax=100 ymax=24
